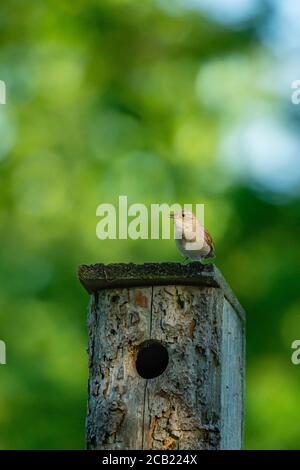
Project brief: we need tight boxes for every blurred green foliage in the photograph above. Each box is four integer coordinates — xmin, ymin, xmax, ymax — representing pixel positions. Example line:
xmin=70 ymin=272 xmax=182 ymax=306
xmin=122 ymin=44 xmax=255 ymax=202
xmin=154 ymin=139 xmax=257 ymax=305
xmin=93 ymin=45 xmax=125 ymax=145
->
xmin=0 ymin=0 xmax=300 ymax=450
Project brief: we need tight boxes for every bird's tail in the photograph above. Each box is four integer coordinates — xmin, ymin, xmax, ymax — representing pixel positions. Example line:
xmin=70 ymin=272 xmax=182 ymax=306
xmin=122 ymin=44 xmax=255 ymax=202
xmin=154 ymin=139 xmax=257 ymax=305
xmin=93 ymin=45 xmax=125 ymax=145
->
xmin=205 ymin=246 xmax=216 ymax=260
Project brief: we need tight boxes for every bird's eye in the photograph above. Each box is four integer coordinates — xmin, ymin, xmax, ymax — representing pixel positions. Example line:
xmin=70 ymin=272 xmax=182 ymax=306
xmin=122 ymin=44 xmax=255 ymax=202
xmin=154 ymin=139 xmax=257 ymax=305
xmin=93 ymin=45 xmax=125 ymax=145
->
xmin=182 ymin=212 xmax=185 ymax=218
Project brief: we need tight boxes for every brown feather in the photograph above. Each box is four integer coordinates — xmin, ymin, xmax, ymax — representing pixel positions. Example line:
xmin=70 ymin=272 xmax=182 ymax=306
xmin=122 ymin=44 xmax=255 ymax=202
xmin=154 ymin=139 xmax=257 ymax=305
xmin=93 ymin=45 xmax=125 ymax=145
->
xmin=204 ymin=228 xmax=215 ymax=258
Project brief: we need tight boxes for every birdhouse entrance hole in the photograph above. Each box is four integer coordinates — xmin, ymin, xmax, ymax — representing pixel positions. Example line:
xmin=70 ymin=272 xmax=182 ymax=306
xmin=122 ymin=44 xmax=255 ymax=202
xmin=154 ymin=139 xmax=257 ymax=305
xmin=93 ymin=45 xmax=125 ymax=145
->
xmin=136 ymin=340 xmax=169 ymax=379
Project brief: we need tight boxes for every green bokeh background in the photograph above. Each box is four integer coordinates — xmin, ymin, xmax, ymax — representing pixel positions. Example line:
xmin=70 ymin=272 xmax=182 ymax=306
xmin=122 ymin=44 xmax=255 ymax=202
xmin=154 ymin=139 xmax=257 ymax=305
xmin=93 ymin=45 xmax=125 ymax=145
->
xmin=0 ymin=0 xmax=300 ymax=450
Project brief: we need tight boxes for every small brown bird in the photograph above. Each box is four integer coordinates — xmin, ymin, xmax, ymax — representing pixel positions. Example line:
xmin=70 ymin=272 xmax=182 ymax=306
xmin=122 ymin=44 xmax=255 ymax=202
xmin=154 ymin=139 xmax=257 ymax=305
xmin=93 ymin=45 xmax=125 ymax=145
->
xmin=170 ymin=210 xmax=215 ymax=263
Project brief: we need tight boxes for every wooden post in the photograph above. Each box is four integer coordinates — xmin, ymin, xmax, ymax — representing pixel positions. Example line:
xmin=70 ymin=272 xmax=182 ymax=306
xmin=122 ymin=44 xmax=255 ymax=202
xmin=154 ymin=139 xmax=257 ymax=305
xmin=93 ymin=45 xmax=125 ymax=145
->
xmin=78 ymin=262 xmax=245 ymax=450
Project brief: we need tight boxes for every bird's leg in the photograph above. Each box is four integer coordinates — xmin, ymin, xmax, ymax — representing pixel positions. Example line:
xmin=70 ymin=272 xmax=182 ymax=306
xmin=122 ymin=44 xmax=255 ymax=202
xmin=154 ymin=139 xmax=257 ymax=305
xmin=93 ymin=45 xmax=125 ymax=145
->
xmin=188 ymin=258 xmax=204 ymax=266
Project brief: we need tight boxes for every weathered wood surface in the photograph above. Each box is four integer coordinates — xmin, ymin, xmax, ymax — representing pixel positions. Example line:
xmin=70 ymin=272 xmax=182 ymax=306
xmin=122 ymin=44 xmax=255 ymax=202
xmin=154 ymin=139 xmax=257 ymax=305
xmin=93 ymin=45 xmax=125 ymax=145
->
xmin=220 ymin=299 xmax=245 ymax=449
xmin=79 ymin=262 xmax=244 ymax=322
xmin=80 ymin=263 xmax=245 ymax=450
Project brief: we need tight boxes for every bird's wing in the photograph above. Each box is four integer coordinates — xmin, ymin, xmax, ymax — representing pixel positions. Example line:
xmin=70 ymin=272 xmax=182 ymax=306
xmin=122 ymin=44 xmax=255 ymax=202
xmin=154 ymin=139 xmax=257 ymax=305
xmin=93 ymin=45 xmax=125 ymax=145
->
xmin=204 ymin=228 xmax=214 ymax=247
xmin=204 ymin=228 xmax=215 ymax=257
xmin=184 ymin=222 xmax=215 ymax=255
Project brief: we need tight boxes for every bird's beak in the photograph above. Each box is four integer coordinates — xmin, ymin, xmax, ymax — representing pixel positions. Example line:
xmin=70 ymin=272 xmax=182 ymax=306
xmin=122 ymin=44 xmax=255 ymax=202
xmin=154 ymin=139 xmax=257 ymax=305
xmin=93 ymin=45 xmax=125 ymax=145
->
xmin=169 ymin=212 xmax=175 ymax=219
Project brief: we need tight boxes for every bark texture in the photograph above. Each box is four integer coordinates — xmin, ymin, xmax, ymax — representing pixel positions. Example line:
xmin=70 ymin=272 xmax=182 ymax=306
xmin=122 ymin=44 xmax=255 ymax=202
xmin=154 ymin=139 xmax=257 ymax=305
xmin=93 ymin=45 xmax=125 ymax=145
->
xmin=81 ymin=263 xmax=245 ymax=450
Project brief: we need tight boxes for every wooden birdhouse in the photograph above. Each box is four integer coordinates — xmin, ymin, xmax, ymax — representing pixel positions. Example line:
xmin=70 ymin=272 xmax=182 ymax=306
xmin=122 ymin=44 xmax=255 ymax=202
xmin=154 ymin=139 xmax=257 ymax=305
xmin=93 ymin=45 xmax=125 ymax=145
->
xmin=78 ymin=262 xmax=245 ymax=450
